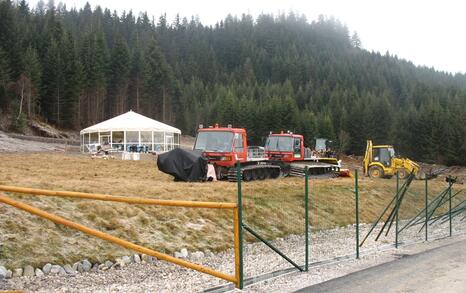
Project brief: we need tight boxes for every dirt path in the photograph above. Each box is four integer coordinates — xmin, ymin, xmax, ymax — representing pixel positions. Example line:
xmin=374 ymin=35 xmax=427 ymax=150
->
xmin=296 ymin=235 xmax=466 ymax=293
xmin=0 ymin=131 xmax=74 ymax=152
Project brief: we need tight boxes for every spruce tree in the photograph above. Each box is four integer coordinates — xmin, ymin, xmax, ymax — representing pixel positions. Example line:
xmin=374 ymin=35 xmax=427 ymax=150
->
xmin=107 ymin=36 xmax=130 ymax=116
xmin=0 ymin=48 xmax=11 ymax=110
xmin=23 ymin=46 xmax=41 ymax=117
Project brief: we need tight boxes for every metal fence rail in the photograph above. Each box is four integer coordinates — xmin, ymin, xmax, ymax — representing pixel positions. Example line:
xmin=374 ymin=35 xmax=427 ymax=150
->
xmin=0 ymin=186 xmax=241 ymax=288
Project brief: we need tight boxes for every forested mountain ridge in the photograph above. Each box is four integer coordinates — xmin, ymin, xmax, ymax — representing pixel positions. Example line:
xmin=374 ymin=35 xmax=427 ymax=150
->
xmin=0 ymin=0 xmax=465 ymax=165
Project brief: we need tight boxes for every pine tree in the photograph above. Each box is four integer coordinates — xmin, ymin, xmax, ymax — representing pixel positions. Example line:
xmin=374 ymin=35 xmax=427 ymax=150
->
xmin=128 ymin=42 xmax=144 ymax=112
xmin=61 ymin=32 xmax=83 ymax=128
xmin=0 ymin=0 xmax=22 ymax=78
xmin=23 ymin=46 xmax=41 ymax=117
xmin=143 ymin=38 xmax=174 ymax=122
xmin=0 ymin=48 xmax=11 ymax=110
xmin=41 ymin=37 xmax=62 ymax=124
xmin=107 ymin=36 xmax=130 ymax=116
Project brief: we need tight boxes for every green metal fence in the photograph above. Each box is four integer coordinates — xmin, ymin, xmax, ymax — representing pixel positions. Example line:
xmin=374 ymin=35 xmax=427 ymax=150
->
xmin=356 ymin=171 xmax=466 ymax=258
xmin=235 ymin=162 xmax=309 ymax=289
xmin=228 ymin=165 xmax=465 ymax=291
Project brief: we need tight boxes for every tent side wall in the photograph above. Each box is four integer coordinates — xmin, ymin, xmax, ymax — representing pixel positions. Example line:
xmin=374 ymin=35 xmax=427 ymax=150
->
xmin=80 ymin=130 xmax=181 ymax=153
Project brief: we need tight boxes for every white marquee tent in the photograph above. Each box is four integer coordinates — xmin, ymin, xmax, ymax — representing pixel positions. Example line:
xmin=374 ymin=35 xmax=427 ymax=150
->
xmin=80 ymin=110 xmax=181 ymax=153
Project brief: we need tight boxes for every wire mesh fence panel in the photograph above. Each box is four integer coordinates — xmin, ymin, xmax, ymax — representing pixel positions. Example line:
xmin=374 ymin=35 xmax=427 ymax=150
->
xmin=356 ymin=172 xmax=400 ymax=254
xmin=240 ymin=175 xmax=306 ymax=280
xmin=397 ymin=177 xmax=466 ymax=244
xmin=397 ymin=177 xmax=437 ymax=245
xmin=309 ymin=175 xmax=361 ymax=261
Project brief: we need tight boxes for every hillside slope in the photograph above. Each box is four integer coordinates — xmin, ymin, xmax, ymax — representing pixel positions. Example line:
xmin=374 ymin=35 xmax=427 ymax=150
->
xmin=0 ymin=152 xmax=464 ymax=269
xmin=0 ymin=2 xmax=465 ymax=165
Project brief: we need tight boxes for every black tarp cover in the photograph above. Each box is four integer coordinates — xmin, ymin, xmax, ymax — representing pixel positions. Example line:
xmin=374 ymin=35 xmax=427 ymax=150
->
xmin=157 ymin=148 xmax=207 ymax=181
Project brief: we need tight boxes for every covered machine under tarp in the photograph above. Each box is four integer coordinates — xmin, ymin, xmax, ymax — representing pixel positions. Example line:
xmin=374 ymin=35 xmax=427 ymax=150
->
xmin=157 ymin=148 xmax=207 ymax=181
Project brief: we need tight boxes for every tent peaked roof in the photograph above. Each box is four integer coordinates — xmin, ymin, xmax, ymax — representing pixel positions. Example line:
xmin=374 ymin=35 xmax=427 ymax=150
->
xmin=80 ymin=110 xmax=181 ymax=134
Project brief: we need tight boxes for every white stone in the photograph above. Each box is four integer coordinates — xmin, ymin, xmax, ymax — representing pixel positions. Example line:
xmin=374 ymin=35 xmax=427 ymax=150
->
xmin=12 ymin=268 xmax=23 ymax=277
xmin=141 ymin=254 xmax=156 ymax=263
xmin=191 ymin=251 xmax=205 ymax=259
xmin=132 ymin=254 xmax=141 ymax=264
xmin=81 ymin=260 xmax=92 ymax=272
xmin=121 ymin=255 xmax=131 ymax=264
xmin=175 ymin=249 xmax=189 ymax=258
xmin=114 ymin=258 xmax=125 ymax=268
xmin=141 ymin=254 xmax=149 ymax=262
xmin=63 ymin=264 xmax=77 ymax=275
xmin=0 ymin=266 xmax=7 ymax=279
xmin=180 ymin=248 xmax=189 ymax=258
xmin=50 ymin=265 xmax=66 ymax=276
xmin=35 ymin=268 xmax=44 ymax=277
xmin=23 ymin=265 xmax=34 ymax=277
xmin=76 ymin=263 xmax=83 ymax=273
xmin=98 ymin=264 xmax=108 ymax=271
xmin=42 ymin=263 xmax=52 ymax=274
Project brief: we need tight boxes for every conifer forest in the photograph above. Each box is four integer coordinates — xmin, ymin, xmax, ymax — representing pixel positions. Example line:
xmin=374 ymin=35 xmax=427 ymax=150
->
xmin=0 ymin=0 xmax=465 ymax=165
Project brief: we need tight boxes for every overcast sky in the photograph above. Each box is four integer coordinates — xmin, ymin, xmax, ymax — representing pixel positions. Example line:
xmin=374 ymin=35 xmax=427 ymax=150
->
xmin=30 ymin=0 xmax=466 ymax=74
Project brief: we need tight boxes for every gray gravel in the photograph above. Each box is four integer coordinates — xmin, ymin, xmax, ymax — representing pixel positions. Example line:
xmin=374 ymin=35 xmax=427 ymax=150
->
xmin=0 ymin=217 xmax=464 ymax=292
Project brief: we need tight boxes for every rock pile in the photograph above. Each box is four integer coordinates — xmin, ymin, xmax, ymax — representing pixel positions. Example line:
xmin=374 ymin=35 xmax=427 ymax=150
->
xmin=0 ymin=248 xmax=208 ymax=279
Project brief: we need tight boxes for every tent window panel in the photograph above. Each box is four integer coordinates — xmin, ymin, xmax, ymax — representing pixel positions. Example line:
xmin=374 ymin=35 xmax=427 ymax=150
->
xmin=126 ymin=131 xmax=139 ymax=143
xmin=174 ymin=133 xmax=180 ymax=145
xmin=85 ymin=133 xmax=90 ymax=144
xmin=112 ymin=132 xmax=124 ymax=144
xmin=90 ymin=132 xmax=98 ymax=144
xmin=139 ymin=131 xmax=152 ymax=152
xmin=165 ymin=133 xmax=174 ymax=151
xmin=112 ymin=131 xmax=124 ymax=151
xmin=154 ymin=144 xmax=163 ymax=152
xmin=141 ymin=131 xmax=152 ymax=143
xmin=154 ymin=132 xmax=164 ymax=143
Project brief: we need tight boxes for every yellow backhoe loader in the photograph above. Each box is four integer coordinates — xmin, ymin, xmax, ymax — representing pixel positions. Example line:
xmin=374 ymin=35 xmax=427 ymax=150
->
xmin=363 ymin=140 xmax=422 ymax=179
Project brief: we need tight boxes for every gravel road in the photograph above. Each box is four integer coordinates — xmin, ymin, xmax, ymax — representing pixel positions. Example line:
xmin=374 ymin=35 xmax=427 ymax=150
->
xmin=0 ymin=217 xmax=464 ymax=292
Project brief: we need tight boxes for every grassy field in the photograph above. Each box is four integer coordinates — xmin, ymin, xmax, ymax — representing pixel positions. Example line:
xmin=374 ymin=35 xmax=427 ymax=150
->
xmin=0 ymin=152 xmax=464 ymax=269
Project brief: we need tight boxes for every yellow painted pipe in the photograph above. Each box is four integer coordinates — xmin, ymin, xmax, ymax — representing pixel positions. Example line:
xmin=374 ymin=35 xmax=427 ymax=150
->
xmin=233 ymin=207 xmax=241 ymax=288
xmin=0 ymin=185 xmax=236 ymax=209
xmin=0 ymin=194 xmax=237 ymax=284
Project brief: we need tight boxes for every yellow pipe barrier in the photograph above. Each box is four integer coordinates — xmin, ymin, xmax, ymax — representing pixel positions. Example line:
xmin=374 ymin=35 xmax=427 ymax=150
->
xmin=233 ymin=208 xmax=241 ymax=288
xmin=0 ymin=194 xmax=237 ymax=284
xmin=0 ymin=185 xmax=236 ymax=209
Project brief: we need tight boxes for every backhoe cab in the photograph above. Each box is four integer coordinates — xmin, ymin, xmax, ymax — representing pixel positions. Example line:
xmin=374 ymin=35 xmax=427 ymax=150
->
xmin=363 ymin=140 xmax=420 ymax=179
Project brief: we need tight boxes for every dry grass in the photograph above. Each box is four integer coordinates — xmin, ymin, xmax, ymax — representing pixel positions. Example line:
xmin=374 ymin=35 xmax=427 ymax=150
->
xmin=0 ymin=152 xmax=464 ymax=269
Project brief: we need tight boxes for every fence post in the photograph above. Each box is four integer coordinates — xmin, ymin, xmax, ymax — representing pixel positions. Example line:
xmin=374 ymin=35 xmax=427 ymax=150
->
xmin=304 ymin=167 xmax=309 ymax=271
xmin=236 ymin=161 xmax=244 ymax=289
xmin=449 ymin=178 xmax=452 ymax=237
xmin=395 ymin=171 xmax=399 ymax=248
xmin=425 ymin=175 xmax=428 ymax=241
xmin=355 ymin=169 xmax=360 ymax=259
